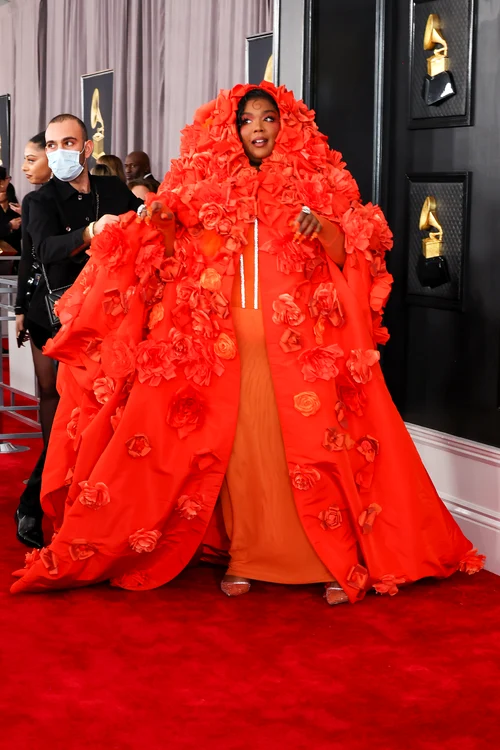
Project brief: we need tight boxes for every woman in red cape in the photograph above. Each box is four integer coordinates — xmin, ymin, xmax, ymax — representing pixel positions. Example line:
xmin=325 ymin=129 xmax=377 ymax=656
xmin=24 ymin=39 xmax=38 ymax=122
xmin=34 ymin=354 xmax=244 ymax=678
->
xmin=11 ymin=83 xmax=484 ymax=602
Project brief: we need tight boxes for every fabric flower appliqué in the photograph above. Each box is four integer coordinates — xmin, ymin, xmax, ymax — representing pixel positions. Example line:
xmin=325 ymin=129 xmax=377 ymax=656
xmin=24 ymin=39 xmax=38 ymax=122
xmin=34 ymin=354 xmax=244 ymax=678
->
xmin=357 ymin=435 xmax=379 ymax=463
xmin=69 ymin=539 xmax=98 ymax=561
xmin=272 ymin=294 xmax=306 ymax=327
xmin=319 ymin=506 xmax=342 ymax=531
xmin=177 ymin=493 xmax=204 ymax=520
xmin=346 ymin=564 xmax=369 ymax=591
xmin=279 ymin=328 xmax=302 ymax=353
xmin=66 ymin=407 xmax=81 ymax=440
xmin=346 ymin=349 xmax=380 ymax=384
xmin=101 ymin=336 xmax=136 ymax=379
xmin=136 ymin=340 xmax=176 ymax=386
xmin=129 ymin=529 xmax=162 ymax=553
xmin=166 ymin=385 xmax=205 ymax=439
xmin=125 ymin=434 xmax=152 ymax=458
xmin=358 ymin=503 xmax=382 ymax=534
xmin=39 ymin=548 xmax=59 ymax=576
xmin=93 ymin=376 xmax=115 ymax=405
xmin=290 ymin=465 xmax=321 ymax=491
xmin=298 ymin=344 xmax=344 ymax=382
xmin=373 ymin=574 xmax=405 ymax=596
xmin=214 ymin=332 xmax=237 ymax=360
xmin=322 ymin=428 xmax=355 ymax=452
xmin=77 ymin=481 xmax=111 ymax=510
xmin=294 ymin=391 xmax=321 ymax=417
xmin=458 ymin=548 xmax=486 ymax=575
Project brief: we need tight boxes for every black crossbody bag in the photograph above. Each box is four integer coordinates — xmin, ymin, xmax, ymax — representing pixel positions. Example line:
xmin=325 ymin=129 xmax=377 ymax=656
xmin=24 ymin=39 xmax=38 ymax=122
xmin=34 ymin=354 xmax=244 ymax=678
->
xmin=42 ymin=187 xmax=100 ymax=335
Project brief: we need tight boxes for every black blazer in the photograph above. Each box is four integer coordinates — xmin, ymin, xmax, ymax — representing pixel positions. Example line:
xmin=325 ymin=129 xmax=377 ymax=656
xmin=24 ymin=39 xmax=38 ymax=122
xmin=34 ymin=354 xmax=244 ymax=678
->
xmin=15 ymin=191 xmax=38 ymax=315
xmin=26 ymin=175 xmax=141 ymax=330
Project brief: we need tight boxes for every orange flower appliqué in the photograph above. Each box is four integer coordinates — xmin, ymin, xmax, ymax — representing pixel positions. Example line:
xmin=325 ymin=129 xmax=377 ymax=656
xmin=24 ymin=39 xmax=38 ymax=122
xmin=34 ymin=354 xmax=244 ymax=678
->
xmin=66 ymin=407 xmax=81 ymax=440
xmin=136 ymin=340 xmax=176 ymax=386
xmin=322 ymin=428 xmax=355 ymax=452
xmin=373 ymin=574 xmax=405 ymax=596
xmin=290 ymin=465 xmax=321 ymax=491
xmin=93 ymin=376 xmax=116 ymax=405
xmin=346 ymin=349 xmax=380 ymax=384
xmin=69 ymin=539 xmax=98 ymax=561
xmin=279 ymin=328 xmax=302 ymax=353
xmin=358 ymin=503 xmax=382 ymax=534
xmin=177 ymin=493 xmax=204 ymax=520
xmin=200 ymin=268 xmax=222 ymax=291
xmin=39 ymin=548 xmax=59 ymax=576
xmin=129 ymin=529 xmax=162 ymax=553
xmin=214 ymin=332 xmax=237 ymax=360
xmin=298 ymin=344 xmax=344 ymax=382
xmin=272 ymin=294 xmax=306 ymax=327
xmin=77 ymin=481 xmax=111 ymax=510
xmin=346 ymin=564 xmax=369 ymax=591
xmin=294 ymin=391 xmax=321 ymax=417
xmin=357 ymin=435 xmax=379 ymax=463
xmin=125 ymin=434 xmax=152 ymax=458
xmin=458 ymin=548 xmax=486 ymax=575
xmin=101 ymin=336 xmax=136 ymax=379
xmin=318 ymin=506 xmax=342 ymax=531
xmin=166 ymin=385 xmax=205 ymax=439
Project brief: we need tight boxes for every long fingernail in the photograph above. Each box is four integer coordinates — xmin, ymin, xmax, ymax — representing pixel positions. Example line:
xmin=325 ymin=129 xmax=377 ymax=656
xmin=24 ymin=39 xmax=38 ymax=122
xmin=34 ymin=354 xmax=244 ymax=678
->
xmin=311 ymin=232 xmax=318 ymax=240
xmin=293 ymin=232 xmax=300 ymax=242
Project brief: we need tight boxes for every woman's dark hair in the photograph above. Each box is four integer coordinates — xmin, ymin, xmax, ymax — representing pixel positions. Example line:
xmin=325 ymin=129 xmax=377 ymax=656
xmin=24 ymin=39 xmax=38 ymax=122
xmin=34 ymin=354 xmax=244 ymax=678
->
xmin=29 ymin=132 xmax=46 ymax=149
xmin=236 ymin=88 xmax=279 ymax=129
xmin=0 ymin=166 xmax=17 ymax=203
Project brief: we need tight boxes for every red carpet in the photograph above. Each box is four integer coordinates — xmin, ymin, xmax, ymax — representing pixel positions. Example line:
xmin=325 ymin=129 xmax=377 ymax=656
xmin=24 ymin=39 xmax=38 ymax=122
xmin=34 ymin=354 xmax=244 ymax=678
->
xmin=1 ymin=414 xmax=500 ymax=748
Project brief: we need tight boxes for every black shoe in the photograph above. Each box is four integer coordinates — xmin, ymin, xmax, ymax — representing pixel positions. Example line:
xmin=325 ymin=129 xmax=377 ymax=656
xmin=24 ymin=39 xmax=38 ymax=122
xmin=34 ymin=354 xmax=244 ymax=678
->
xmin=14 ymin=509 xmax=44 ymax=549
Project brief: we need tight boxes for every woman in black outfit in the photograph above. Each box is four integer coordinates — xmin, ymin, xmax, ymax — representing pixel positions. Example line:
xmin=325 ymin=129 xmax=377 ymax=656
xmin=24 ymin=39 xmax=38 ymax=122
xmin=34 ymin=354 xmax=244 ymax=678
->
xmin=14 ymin=134 xmax=54 ymax=549
xmin=15 ymin=133 xmax=55 ymax=441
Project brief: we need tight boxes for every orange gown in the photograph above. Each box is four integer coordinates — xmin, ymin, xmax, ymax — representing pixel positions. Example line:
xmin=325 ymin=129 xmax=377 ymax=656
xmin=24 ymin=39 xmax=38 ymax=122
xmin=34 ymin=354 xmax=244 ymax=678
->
xmin=220 ymin=229 xmax=333 ymax=583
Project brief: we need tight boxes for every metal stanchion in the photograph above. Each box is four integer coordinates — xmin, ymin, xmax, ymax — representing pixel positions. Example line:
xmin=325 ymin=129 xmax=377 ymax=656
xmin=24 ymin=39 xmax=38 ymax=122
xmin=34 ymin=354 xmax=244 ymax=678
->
xmin=0 ymin=267 xmax=42 ymax=453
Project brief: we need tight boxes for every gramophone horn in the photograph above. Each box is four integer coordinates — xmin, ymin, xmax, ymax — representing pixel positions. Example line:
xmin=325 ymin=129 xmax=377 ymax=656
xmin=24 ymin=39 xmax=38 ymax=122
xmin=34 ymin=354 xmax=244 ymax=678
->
xmin=424 ymin=14 xmax=448 ymax=55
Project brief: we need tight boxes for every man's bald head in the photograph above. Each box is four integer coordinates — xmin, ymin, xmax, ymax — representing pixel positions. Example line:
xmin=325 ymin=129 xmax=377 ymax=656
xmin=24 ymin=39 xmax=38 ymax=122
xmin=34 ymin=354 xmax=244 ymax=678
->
xmin=124 ymin=151 xmax=151 ymax=181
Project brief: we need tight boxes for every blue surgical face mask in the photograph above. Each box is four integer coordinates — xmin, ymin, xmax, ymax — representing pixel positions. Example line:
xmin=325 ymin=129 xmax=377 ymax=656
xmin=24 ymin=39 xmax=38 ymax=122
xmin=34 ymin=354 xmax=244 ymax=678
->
xmin=47 ymin=146 xmax=85 ymax=182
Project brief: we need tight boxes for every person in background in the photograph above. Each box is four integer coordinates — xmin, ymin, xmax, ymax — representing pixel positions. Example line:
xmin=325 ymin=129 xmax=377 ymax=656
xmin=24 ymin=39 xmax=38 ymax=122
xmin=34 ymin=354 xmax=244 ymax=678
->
xmin=91 ymin=163 xmax=112 ymax=177
xmin=0 ymin=166 xmax=22 ymax=260
xmin=14 ymin=132 xmax=53 ymax=548
xmin=97 ymin=154 xmax=126 ymax=182
xmin=124 ymin=150 xmax=160 ymax=190
xmin=127 ymin=176 xmax=159 ymax=201
xmin=14 ymin=113 xmax=141 ymax=550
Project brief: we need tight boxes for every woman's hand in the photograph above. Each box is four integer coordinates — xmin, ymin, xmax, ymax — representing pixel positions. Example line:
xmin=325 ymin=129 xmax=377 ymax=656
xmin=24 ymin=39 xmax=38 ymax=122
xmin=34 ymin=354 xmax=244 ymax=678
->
xmin=9 ymin=217 xmax=22 ymax=232
xmin=291 ymin=209 xmax=322 ymax=243
xmin=141 ymin=201 xmax=176 ymax=255
xmin=15 ymin=314 xmax=25 ymax=339
xmin=9 ymin=202 xmax=21 ymax=215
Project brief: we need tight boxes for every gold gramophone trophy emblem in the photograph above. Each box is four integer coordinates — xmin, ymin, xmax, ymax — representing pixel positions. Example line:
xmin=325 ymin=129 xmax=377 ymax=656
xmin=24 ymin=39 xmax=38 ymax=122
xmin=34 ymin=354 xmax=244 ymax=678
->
xmin=417 ymin=196 xmax=450 ymax=288
xmin=423 ymin=14 xmax=456 ymax=106
xmin=90 ymin=88 xmax=105 ymax=160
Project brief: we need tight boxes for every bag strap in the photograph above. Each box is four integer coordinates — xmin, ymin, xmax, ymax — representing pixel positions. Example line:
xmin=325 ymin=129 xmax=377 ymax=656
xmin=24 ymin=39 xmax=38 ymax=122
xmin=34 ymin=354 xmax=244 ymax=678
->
xmin=41 ymin=263 xmax=53 ymax=295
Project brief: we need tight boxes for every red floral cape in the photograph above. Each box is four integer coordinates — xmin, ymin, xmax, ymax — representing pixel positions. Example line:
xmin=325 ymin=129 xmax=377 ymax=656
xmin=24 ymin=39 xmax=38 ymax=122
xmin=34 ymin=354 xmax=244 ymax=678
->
xmin=11 ymin=83 xmax=483 ymax=597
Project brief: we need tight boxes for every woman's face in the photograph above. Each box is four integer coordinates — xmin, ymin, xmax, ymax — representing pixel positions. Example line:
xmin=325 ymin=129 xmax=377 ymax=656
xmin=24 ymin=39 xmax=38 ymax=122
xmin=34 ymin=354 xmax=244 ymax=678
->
xmin=0 ymin=175 xmax=10 ymax=200
xmin=239 ymin=97 xmax=280 ymax=167
xmin=22 ymin=141 xmax=51 ymax=185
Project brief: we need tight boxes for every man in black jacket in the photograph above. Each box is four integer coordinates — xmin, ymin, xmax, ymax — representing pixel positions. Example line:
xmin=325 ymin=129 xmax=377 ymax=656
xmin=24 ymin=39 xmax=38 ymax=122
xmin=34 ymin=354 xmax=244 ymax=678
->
xmin=15 ymin=113 xmax=142 ymax=549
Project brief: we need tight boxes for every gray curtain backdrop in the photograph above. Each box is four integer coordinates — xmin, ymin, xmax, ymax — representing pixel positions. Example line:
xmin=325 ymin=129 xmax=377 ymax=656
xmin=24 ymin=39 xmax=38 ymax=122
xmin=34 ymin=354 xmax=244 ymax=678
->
xmin=0 ymin=0 xmax=272 ymax=197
